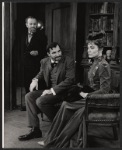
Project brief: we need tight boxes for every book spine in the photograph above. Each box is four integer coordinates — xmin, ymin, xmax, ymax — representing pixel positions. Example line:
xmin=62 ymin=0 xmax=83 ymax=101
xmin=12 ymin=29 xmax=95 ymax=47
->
xmin=106 ymin=33 xmax=113 ymax=46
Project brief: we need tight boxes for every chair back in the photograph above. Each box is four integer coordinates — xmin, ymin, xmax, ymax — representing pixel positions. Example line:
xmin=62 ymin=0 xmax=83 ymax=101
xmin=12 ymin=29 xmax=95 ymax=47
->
xmin=110 ymin=69 xmax=120 ymax=93
xmin=85 ymin=68 xmax=120 ymax=125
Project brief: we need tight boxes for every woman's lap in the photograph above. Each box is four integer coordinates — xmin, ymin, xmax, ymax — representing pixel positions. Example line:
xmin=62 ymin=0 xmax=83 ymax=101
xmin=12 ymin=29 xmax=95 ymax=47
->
xmin=44 ymin=99 xmax=86 ymax=148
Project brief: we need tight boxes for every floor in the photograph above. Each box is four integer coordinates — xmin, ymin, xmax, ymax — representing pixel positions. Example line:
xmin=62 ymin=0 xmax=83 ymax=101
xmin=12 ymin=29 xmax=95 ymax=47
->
xmin=4 ymin=109 xmax=51 ymax=148
xmin=4 ymin=108 xmax=120 ymax=148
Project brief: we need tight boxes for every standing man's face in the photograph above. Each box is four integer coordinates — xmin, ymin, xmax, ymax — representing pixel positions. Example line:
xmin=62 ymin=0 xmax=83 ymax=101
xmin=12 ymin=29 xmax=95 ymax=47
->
xmin=47 ymin=45 xmax=62 ymax=62
xmin=26 ymin=18 xmax=38 ymax=34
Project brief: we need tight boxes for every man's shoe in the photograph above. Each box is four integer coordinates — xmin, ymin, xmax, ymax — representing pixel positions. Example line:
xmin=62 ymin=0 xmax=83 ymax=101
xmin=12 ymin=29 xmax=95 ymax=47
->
xmin=38 ymin=140 xmax=45 ymax=146
xmin=18 ymin=128 xmax=42 ymax=141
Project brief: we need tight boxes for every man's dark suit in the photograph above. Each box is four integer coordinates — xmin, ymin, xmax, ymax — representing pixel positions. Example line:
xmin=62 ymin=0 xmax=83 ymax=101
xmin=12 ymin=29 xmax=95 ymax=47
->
xmin=25 ymin=55 xmax=75 ymax=127
xmin=20 ymin=29 xmax=47 ymax=93
xmin=35 ymin=56 xmax=75 ymax=94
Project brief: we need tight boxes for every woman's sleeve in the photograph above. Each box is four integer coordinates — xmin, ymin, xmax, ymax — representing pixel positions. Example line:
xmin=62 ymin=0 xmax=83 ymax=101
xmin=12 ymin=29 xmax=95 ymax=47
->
xmin=88 ymin=63 xmax=111 ymax=96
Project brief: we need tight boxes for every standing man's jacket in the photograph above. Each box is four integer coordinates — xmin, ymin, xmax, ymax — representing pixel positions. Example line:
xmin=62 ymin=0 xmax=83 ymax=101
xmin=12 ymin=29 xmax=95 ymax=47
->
xmin=21 ymin=29 xmax=47 ymax=68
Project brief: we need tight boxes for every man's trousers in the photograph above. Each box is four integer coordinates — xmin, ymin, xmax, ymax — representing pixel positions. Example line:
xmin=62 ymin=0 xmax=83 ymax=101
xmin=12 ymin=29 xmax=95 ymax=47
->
xmin=25 ymin=90 xmax=63 ymax=128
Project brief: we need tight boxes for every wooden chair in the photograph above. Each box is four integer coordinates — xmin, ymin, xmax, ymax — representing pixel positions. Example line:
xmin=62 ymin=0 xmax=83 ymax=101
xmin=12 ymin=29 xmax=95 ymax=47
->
xmin=84 ymin=69 xmax=120 ymax=147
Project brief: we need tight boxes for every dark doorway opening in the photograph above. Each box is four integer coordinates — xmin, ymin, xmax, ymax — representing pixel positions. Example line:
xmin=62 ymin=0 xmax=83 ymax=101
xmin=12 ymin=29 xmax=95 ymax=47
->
xmin=12 ymin=3 xmax=47 ymax=108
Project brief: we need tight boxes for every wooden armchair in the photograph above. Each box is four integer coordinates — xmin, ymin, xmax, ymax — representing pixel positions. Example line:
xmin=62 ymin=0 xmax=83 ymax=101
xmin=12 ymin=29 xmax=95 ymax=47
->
xmin=85 ymin=93 xmax=120 ymax=137
xmin=84 ymin=69 xmax=120 ymax=147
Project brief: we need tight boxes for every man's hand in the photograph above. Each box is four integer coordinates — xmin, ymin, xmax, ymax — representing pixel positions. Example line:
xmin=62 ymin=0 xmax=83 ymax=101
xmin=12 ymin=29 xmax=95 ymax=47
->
xmin=29 ymin=80 xmax=38 ymax=92
xmin=30 ymin=50 xmax=38 ymax=56
xmin=79 ymin=91 xmax=88 ymax=98
xmin=41 ymin=89 xmax=52 ymax=96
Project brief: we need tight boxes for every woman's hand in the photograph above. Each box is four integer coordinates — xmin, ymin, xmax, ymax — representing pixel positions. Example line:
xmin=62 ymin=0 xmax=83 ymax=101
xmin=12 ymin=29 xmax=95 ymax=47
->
xmin=79 ymin=91 xmax=88 ymax=98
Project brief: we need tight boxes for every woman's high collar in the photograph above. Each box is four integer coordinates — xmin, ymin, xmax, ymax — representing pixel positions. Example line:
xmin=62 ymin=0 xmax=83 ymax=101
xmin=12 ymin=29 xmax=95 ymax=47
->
xmin=93 ymin=56 xmax=103 ymax=62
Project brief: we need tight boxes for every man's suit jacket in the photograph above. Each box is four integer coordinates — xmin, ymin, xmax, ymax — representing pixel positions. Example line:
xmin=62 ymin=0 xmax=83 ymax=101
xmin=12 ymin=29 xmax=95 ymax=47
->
xmin=35 ymin=56 xmax=75 ymax=95
xmin=20 ymin=29 xmax=47 ymax=68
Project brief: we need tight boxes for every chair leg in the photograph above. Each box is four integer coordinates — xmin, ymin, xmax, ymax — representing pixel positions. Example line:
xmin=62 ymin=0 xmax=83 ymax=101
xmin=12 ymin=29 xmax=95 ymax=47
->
xmin=86 ymin=124 xmax=88 ymax=147
xmin=112 ymin=125 xmax=118 ymax=140
xmin=41 ymin=112 xmax=44 ymax=121
xmin=83 ymin=116 xmax=87 ymax=148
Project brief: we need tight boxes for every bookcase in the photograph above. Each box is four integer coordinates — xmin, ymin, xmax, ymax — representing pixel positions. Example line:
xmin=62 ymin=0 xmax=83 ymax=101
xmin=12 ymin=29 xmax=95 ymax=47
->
xmin=81 ymin=2 xmax=120 ymax=85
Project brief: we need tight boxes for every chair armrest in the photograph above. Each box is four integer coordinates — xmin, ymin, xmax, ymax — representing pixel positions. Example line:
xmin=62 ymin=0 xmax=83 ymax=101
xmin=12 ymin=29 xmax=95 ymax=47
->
xmin=86 ymin=93 xmax=120 ymax=107
xmin=87 ymin=94 xmax=120 ymax=99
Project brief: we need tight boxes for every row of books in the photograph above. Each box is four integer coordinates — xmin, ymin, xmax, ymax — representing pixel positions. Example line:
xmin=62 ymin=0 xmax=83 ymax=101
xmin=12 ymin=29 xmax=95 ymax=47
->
xmin=89 ymin=17 xmax=114 ymax=31
xmin=90 ymin=2 xmax=115 ymax=14
xmin=106 ymin=33 xmax=113 ymax=46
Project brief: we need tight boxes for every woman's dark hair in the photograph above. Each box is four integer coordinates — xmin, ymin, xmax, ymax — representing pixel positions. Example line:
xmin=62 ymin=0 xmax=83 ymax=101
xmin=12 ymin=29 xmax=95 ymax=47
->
xmin=86 ymin=31 xmax=106 ymax=48
xmin=47 ymin=42 xmax=61 ymax=53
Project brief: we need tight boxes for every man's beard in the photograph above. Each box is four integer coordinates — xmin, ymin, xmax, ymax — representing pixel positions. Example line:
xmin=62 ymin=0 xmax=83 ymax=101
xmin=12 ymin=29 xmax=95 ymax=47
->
xmin=55 ymin=56 xmax=62 ymax=61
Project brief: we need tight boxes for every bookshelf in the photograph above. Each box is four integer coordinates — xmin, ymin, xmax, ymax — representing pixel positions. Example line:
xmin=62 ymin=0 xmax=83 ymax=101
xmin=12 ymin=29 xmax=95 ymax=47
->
xmin=81 ymin=2 xmax=120 ymax=85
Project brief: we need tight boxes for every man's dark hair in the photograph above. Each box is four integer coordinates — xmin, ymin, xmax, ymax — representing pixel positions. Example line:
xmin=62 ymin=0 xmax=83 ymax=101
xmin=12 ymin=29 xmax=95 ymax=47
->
xmin=47 ymin=42 xmax=61 ymax=53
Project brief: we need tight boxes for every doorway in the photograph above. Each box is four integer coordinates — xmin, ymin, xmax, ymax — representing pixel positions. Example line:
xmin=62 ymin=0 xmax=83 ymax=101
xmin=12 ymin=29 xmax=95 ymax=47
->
xmin=12 ymin=3 xmax=46 ymax=109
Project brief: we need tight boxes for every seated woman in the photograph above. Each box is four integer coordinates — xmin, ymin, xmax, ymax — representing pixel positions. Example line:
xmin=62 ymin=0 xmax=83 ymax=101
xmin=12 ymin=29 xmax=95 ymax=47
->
xmin=38 ymin=31 xmax=111 ymax=148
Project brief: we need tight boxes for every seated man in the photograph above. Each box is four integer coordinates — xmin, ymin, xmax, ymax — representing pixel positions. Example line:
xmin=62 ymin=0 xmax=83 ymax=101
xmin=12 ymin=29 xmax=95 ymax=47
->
xmin=18 ymin=42 xmax=75 ymax=141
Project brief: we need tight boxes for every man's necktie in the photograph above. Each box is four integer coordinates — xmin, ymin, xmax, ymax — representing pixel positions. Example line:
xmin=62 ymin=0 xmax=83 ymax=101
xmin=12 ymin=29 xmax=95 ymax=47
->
xmin=28 ymin=32 xmax=33 ymax=43
xmin=51 ymin=62 xmax=58 ymax=68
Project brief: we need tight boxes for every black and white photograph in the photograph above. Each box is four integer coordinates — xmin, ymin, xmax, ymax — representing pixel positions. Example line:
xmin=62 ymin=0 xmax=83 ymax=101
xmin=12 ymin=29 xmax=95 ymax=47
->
xmin=2 ymin=1 xmax=120 ymax=149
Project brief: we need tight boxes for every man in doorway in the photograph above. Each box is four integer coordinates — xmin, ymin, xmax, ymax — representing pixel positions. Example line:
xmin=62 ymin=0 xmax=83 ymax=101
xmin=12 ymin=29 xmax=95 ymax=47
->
xmin=18 ymin=42 xmax=75 ymax=141
xmin=21 ymin=16 xmax=47 ymax=93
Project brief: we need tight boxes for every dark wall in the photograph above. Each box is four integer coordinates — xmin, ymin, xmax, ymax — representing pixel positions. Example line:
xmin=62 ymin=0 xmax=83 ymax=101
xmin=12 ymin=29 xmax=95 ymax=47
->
xmin=76 ymin=3 xmax=86 ymax=83
xmin=76 ymin=3 xmax=86 ymax=63
xmin=16 ymin=3 xmax=46 ymax=34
